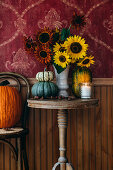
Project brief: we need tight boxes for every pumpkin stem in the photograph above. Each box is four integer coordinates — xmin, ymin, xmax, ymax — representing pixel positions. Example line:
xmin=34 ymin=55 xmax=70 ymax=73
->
xmin=0 ymin=80 xmax=10 ymax=86
xmin=44 ymin=67 xmax=47 ymax=72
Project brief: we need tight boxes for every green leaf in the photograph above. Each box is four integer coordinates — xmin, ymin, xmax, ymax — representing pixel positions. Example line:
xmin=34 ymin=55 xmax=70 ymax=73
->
xmin=61 ymin=28 xmax=70 ymax=41
xmin=53 ymin=63 xmax=66 ymax=74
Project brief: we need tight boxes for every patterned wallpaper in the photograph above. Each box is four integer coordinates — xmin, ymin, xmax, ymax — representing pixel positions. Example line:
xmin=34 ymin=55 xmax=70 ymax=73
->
xmin=0 ymin=0 xmax=113 ymax=78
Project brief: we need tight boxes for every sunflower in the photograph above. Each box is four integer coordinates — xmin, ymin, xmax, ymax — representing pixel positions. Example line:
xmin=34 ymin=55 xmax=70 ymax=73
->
xmin=63 ymin=35 xmax=88 ymax=63
xmin=77 ymin=56 xmax=94 ymax=67
xmin=71 ymin=12 xmax=86 ymax=30
xmin=52 ymin=28 xmax=60 ymax=44
xmin=36 ymin=27 xmax=53 ymax=45
xmin=53 ymin=43 xmax=66 ymax=53
xmin=53 ymin=51 xmax=71 ymax=68
xmin=24 ymin=36 xmax=37 ymax=53
xmin=34 ymin=46 xmax=52 ymax=65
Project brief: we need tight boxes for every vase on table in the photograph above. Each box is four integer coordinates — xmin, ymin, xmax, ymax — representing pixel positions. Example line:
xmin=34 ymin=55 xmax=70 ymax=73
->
xmin=54 ymin=65 xmax=70 ymax=97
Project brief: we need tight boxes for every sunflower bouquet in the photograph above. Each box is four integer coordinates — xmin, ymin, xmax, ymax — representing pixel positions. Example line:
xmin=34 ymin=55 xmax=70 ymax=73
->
xmin=24 ymin=12 xmax=94 ymax=74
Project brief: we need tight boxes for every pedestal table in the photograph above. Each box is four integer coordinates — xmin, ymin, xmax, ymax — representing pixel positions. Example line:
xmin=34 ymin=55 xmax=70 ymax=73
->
xmin=27 ymin=98 xmax=98 ymax=170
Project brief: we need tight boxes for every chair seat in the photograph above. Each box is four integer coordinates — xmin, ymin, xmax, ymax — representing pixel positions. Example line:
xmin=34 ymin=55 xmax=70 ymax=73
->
xmin=0 ymin=127 xmax=29 ymax=139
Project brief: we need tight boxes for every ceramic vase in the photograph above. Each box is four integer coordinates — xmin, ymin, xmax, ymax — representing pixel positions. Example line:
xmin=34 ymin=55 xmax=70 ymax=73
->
xmin=54 ymin=65 xmax=70 ymax=97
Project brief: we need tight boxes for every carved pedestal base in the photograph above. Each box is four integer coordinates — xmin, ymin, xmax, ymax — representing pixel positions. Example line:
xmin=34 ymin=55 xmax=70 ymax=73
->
xmin=52 ymin=162 xmax=73 ymax=170
xmin=52 ymin=109 xmax=74 ymax=170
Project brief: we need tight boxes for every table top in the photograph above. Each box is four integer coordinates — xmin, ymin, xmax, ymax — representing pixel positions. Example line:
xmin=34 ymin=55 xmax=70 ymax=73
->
xmin=27 ymin=97 xmax=99 ymax=110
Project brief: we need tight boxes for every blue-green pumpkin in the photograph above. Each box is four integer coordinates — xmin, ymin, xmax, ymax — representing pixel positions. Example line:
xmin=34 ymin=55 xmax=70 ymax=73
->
xmin=31 ymin=81 xmax=59 ymax=98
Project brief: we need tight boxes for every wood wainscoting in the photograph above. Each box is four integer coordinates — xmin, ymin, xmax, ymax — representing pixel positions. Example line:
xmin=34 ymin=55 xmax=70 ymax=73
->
xmin=0 ymin=78 xmax=113 ymax=170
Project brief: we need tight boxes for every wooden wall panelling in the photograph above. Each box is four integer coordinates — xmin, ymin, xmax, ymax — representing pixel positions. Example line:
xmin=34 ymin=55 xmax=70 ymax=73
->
xmin=28 ymin=106 xmax=35 ymax=170
xmin=101 ymin=86 xmax=108 ymax=170
xmin=95 ymin=86 xmax=101 ymax=170
xmin=66 ymin=109 xmax=71 ymax=164
xmin=0 ymin=79 xmax=113 ymax=170
xmin=83 ymin=108 xmax=89 ymax=170
xmin=77 ymin=109 xmax=83 ymax=170
xmin=4 ymin=141 xmax=10 ymax=170
xmin=35 ymin=108 xmax=41 ymax=170
xmin=0 ymin=143 xmax=4 ymax=170
xmin=52 ymin=109 xmax=59 ymax=169
xmin=89 ymin=83 xmax=97 ymax=170
xmin=107 ymin=86 xmax=113 ymax=170
xmin=41 ymin=109 xmax=47 ymax=170
xmin=21 ymin=86 xmax=29 ymax=170
xmin=89 ymin=107 xmax=96 ymax=170
xmin=26 ymin=106 xmax=29 ymax=170
xmin=11 ymin=139 xmax=17 ymax=170
xmin=47 ymin=109 xmax=53 ymax=170
xmin=71 ymin=109 xmax=77 ymax=169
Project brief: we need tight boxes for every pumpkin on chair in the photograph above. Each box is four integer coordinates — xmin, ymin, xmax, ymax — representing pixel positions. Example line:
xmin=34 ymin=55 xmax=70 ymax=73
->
xmin=0 ymin=83 xmax=22 ymax=128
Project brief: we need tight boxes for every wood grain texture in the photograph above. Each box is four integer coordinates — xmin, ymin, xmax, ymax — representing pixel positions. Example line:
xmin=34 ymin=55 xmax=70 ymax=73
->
xmin=101 ymin=87 xmax=108 ymax=170
xmin=77 ymin=109 xmax=83 ymax=170
xmin=70 ymin=109 xmax=77 ymax=169
xmin=83 ymin=108 xmax=89 ymax=170
xmin=0 ymin=78 xmax=113 ymax=170
xmin=47 ymin=109 xmax=53 ymax=170
xmin=107 ymin=86 xmax=113 ymax=170
xmin=27 ymin=98 xmax=98 ymax=110
xmin=95 ymin=86 xmax=101 ymax=170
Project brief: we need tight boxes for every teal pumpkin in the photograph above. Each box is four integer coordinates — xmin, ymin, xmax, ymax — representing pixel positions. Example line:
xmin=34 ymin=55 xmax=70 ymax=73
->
xmin=72 ymin=67 xmax=92 ymax=98
xmin=31 ymin=81 xmax=59 ymax=98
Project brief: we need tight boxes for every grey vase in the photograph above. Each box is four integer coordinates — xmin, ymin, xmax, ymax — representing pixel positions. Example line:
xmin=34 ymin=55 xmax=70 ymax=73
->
xmin=54 ymin=65 xmax=70 ymax=97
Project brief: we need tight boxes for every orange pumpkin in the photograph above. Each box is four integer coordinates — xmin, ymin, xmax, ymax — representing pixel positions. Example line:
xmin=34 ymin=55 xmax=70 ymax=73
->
xmin=0 ymin=86 xmax=22 ymax=128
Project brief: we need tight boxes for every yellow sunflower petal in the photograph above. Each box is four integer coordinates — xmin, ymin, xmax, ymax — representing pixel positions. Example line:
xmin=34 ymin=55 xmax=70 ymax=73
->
xmin=77 ymin=56 xmax=95 ymax=67
xmin=63 ymin=35 xmax=88 ymax=62
xmin=53 ymin=43 xmax=66 ymax=53
xmin=53 ymin=43 xmax=61 ymax=53
xmin=53 ymin=51 xmax=71 ymax=68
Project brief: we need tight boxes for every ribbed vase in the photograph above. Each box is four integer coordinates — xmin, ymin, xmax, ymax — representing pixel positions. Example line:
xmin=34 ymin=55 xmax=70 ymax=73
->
xmin=54 ymin=65 xmax=70 ymax=97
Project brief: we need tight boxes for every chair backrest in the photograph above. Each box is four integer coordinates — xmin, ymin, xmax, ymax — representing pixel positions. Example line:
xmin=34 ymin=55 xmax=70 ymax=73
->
xmin=0 ymin=72 xmax=30 ymax=128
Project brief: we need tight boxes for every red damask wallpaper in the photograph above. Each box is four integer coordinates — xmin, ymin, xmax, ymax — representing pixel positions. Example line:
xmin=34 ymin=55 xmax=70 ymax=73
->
xmin=0 ymin=0 xmax=113 ymax=78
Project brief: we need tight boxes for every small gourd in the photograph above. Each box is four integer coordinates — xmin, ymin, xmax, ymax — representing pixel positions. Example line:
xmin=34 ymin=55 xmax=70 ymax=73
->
xmin=72 ymin=67 xmax=92 ymax=98
xmin=36 ymin=68 xmax=54 ymax=82
xmin=31 ymin=81 xmax=59 ymax=98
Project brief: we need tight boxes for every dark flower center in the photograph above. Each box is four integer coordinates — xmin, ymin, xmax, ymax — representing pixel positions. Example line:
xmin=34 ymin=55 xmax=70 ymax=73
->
xmin=70 ymin=42 xmax=82 ymax=53
xmin=39 ymin=33 xmax=50 ymax=43
xmin=59 ymin=47 xmax=66 ymax=52
xmin=83 ymin=59 xmax=89 ymax=64
xmin=74 ymin=16 xmax=84 ymax=24
xmin=71 ymin=13 xmax=86 ymax=28
xmin=40 ymin=51 xmax=47 ymax=58
xmin=26 ymin=43 xmax=31 ymax=48
xmin=59 ymin=55 xmax=66 ymax=63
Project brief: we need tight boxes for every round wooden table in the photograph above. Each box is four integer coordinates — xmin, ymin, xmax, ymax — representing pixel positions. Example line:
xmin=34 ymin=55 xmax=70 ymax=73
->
xmin=27 ymin=98 xmax=98 ymax=170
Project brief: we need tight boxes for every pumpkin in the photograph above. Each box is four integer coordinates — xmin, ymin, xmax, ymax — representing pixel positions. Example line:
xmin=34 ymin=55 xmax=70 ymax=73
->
xmin=36 ymin=69 xmax=54 ymax=82
xmin=31 ymin=81 xmax=59 ymax=98
xmin=0 ymin=86 xmax=22 ymax=128
xmin=72 ymin=67 xmax=92 ymax=98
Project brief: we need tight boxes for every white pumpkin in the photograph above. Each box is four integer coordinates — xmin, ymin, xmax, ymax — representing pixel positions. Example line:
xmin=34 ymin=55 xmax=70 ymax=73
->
xmin=36 ymin=70 xmax=54 ymax=82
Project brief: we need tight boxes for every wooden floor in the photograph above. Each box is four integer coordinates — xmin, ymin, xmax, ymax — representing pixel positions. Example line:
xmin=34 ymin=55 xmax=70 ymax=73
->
xmin=0 ymin=78 xmax=113 ymax=170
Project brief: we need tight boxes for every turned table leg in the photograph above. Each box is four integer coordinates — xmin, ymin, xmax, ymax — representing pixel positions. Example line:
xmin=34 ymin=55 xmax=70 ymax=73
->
xmin=52 ymin=109 xmax=74 ymax=170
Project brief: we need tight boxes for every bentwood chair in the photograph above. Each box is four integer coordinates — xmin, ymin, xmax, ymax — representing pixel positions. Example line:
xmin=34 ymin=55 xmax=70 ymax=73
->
xmin=0 ymin=72 xmax=30 ymax=170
